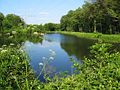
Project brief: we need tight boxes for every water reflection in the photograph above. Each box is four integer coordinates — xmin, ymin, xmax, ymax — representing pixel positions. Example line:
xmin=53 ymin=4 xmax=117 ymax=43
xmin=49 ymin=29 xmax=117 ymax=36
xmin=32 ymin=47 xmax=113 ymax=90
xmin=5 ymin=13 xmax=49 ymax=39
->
xmin=0 ymin=33 xmax=120 ymax=82
xmin=60 ymin=35 xmax=96 ymax=59
xmin=22 ymin=34 xmax=96 ymax=81
xmin=0 ymin=34 xmax=43 ymax=47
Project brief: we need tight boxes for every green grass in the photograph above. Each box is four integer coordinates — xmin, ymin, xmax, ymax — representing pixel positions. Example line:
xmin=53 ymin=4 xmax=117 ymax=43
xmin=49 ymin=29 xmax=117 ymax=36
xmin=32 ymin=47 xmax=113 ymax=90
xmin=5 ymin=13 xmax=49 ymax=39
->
xmin=57 ymin=31 xmax=120 ymax=43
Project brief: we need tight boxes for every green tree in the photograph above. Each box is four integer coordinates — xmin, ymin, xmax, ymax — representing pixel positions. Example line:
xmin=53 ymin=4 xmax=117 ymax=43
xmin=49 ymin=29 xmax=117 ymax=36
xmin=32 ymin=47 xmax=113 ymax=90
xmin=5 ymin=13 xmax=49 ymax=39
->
xmin=60 ymin=0 xmax=120 ymax=34
xmin=3 ymin=14 xmax=25 ymax=30
xmin=44 ymin=23 xmax=59 ymax=31
xmin=0 ymin=12 xmax=4 ymax=34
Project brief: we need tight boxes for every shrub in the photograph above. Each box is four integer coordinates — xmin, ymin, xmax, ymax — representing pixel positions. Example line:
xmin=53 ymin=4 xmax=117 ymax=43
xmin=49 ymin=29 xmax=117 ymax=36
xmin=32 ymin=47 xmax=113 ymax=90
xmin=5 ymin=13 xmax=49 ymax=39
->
xmin=0 ymin=47 xmax=40 ymax=90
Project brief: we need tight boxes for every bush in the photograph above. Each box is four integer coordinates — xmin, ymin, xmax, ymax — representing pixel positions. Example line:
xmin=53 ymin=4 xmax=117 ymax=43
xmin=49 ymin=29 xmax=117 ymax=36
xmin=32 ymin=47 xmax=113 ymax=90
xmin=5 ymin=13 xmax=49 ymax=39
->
xmin=0 ymin=47 xmax=40 ymax=90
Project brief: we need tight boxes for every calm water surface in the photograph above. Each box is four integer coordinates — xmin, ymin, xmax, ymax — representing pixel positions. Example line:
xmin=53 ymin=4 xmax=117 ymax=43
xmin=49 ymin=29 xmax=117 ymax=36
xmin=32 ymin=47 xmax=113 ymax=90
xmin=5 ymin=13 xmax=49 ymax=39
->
xmin=22 ymin=34 xmax=96 ymax=81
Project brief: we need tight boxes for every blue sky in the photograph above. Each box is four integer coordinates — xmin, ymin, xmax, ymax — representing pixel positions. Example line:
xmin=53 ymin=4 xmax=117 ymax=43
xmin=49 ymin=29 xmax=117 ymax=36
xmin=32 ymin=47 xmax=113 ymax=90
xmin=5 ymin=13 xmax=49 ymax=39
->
xmin=0 ymin=0 xmax=84 ymax=24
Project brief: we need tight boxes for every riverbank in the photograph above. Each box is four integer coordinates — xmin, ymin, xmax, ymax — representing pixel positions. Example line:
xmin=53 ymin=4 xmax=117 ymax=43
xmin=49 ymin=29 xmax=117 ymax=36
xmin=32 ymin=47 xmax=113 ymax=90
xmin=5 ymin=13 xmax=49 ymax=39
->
xmin=55 ymin=31 xmax=120 ymax=43
xmin=1 ymin=34 xmax=120 ymax=89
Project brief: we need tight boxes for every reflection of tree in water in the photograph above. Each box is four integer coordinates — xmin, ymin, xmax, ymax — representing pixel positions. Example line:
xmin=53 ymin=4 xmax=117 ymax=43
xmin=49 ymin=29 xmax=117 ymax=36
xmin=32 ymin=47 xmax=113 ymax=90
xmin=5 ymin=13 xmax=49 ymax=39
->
xmin=60 ymin=35 xmax=120 ymax=59
xmin=0 ymin=34 xmax=43 ymax=47
xmin=60 ymin=35 xmax=96 ymax=60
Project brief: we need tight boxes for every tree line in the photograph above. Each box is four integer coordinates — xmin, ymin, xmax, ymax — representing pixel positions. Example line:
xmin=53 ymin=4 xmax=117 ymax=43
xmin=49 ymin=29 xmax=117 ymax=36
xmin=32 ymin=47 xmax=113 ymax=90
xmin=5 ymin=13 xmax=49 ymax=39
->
xmin=0 ymin=0 xmax=120 ymax=34
xmin=0 ymin=13 xmax=60 ymax=33
xmin=60 ymin=0 xmax=120 ymax=34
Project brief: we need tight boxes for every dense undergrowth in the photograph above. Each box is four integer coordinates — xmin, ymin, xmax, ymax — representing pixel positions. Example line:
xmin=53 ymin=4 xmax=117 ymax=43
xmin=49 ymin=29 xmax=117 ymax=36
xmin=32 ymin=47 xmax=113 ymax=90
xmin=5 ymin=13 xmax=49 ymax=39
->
xmin=0 ymin=46 xmax=41 ymax=90
xmin=0 ymin=43 xmax=120 ymax=90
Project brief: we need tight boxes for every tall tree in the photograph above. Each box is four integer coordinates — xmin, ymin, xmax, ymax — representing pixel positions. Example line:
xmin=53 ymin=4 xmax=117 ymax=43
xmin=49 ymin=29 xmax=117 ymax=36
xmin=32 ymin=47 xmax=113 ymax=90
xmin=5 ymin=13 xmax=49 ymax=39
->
xmin=60 ymin=0 xmax=120 ymax=34
xmin=3 ymin=14 xmax=25 ymax=30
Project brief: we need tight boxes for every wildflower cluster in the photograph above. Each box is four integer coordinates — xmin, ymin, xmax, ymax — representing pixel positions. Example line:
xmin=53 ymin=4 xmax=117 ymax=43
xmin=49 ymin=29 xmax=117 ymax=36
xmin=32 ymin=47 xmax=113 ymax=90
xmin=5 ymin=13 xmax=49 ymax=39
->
xmin=37 ymin=49 xmax=56 ymax=82
xmin=0 ymin=47 xmax=38 ymax=90
xmin=39 ymin=49 xmax=56 ymax=66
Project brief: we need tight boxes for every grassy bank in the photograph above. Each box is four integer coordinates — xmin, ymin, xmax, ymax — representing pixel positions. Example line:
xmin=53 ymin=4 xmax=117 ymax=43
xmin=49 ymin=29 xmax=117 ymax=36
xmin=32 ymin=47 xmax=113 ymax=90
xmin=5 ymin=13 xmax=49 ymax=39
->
xmin=56 ymin=31 xmax=120 ymax=43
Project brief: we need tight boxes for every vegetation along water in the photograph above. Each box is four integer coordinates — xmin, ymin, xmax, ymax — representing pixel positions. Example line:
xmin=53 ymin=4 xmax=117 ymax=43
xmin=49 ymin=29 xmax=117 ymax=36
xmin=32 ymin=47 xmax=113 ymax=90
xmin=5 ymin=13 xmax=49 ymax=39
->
xmin=0 ymin=0 xmax=120 ymax=89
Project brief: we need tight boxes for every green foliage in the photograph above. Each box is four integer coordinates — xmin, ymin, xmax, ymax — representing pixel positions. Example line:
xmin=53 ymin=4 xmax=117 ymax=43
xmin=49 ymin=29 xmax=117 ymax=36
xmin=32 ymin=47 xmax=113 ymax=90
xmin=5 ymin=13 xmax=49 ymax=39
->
xmin=79 ymin=43 xmax=120 ymax=89
xmin=58 ymin=31 xmax=120 ymax=43
xmin=0 ymin=12 xmax=26 ymax=34
xmin=44 ymin=23 xmax=60 ymax=31
xmin=0 ymin=31 xmax=43 ymax=47
xmin=0 ymin=12 xmax=61 ymax=33
xmin=0 ymin=12 xmax=4 ymax=34
xmin=3 ymin=14 xmax=25 ymax=30
xmin=26 ymin=24 xmax=44 ymax=33
xmin=60 ymin=0 xmax=120 ymax=34
xmin=0 ymin=46 xmax=40 ymax=90
xmin=0 ymin=0 xmax=120 ymax=89
xmin=42 ymin=43 xmax=120 ymax=90
xmin=0 ymin=41 xmax=120 ymax=90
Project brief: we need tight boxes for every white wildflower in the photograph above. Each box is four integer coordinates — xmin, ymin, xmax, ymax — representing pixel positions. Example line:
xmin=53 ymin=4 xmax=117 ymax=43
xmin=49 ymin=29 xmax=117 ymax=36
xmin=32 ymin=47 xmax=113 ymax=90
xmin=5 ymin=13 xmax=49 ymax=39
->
xmin=49 ymin=49 xmax=56 ymax=56
xmin=2 ymin=45 xmax=7 ymax=47
xmin=33 ymin=32 xmax=38 ymax=35
xmin=41 ymin=33 xmax=44 ymax=36
xmin=1 ymin=50 xmax=7 ymax=53
xmin=49 ymin=57 xmax=54 ymax=60
xmin=20 ymin=50 xmax=24 ymax=52
xmin=8 ymin=36 xmax=13 ymax=39
xmin=6 ymin=33 xmax=10 ymax=36
xmin=51 ymin=51 xmax=56 ymax=55
xmin=17 ymin=57 xmax=20 ymax=59
xmin=49 ymin=49 xmax=53 ymax=52
xmin=10 ymin=43 xmax=15 ymax=46
xmin=39 ymin=63 xmax=43 ymax=66
xmin=12 ymin=31 xmax=16 ymax=34
xmin=0 ymin=48 xmax=3 ymax=51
